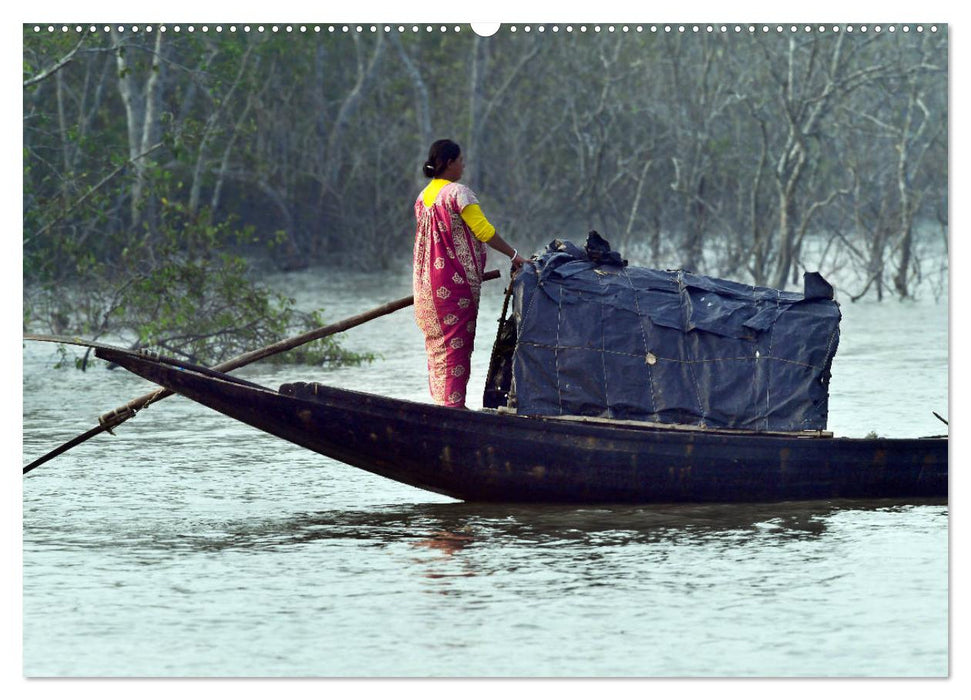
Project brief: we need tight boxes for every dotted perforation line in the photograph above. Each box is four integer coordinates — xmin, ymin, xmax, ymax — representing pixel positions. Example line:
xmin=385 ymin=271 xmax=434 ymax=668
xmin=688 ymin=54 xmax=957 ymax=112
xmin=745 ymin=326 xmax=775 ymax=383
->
xmin=32 ymin=23 xmax=942 ymax=35
xmin=532 ymin=24 xmax=941 ymax=34
xmin=32 ymin=24 xmax=466 ymax=34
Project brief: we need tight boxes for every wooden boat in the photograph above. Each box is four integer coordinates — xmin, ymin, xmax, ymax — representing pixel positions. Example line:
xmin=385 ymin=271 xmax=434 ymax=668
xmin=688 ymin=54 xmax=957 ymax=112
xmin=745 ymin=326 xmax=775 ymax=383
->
xmin=94 ymin=345 xmax=947 ymax=504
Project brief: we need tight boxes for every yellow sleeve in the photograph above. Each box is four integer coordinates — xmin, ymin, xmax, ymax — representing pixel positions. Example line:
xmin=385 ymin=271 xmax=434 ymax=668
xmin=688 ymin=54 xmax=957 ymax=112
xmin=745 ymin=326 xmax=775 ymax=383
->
xmin=460 ymin=203 xmax=496 ymax=243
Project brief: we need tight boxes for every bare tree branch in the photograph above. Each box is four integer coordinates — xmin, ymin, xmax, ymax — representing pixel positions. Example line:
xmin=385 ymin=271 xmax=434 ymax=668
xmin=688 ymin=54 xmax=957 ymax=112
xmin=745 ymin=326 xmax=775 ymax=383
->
xmin=23 ymin=38 xmax=85 ymax=88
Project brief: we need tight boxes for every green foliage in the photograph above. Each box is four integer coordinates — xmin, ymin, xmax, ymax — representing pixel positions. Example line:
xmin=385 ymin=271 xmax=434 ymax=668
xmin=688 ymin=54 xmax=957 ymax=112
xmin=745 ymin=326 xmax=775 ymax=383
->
xmin=26 ymin=169 xmax=374 ymax=368
xmin=107 ymin=199 xmax=376 ymax=367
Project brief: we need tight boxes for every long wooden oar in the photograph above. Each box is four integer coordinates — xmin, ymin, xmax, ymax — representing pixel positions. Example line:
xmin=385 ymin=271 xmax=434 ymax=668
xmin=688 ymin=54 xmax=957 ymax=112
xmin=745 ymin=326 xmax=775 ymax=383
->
xmin=23 ymin=269 xmax=501 ymax=475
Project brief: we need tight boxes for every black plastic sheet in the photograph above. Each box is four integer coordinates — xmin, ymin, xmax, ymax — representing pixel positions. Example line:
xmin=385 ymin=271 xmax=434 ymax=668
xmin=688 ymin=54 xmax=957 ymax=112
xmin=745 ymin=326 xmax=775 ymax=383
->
xmin=485 ymin=236 xmax=841 ymax=432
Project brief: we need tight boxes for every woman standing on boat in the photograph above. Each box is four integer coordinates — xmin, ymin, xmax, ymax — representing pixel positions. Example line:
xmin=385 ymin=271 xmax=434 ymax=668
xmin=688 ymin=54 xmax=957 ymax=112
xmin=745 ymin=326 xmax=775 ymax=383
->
xmin=413 ymin=139 xmax=527 ymax=408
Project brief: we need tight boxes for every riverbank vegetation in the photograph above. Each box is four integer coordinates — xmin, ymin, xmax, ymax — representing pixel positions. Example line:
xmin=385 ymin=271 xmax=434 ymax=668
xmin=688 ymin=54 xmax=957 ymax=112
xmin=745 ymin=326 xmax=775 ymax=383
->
xmin=23 ymin=24 xmax=947 ymax=361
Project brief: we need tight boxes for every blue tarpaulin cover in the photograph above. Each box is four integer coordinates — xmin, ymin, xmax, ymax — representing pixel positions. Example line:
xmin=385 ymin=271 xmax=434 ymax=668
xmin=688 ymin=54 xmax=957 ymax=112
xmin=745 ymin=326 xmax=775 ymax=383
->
xmin=498 ymin=237 xmax=841 ymax=432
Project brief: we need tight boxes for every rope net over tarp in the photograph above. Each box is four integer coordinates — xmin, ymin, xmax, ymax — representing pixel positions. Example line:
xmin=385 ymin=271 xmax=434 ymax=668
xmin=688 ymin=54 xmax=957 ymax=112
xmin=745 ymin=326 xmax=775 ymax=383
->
xmin=485 ymin=234 xmax=841 ymax=432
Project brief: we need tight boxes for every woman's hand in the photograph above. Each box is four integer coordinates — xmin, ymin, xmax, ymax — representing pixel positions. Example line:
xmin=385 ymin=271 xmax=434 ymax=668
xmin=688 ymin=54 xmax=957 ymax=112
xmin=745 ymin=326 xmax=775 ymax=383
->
xmin=486 ymin=234 xmax=529 ymax=270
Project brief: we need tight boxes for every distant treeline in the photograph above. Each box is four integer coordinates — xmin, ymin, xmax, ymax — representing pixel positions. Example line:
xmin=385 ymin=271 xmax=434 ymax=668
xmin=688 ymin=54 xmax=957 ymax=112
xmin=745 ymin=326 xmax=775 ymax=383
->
xmin=25 ymin=24 xmax=947 ymax=306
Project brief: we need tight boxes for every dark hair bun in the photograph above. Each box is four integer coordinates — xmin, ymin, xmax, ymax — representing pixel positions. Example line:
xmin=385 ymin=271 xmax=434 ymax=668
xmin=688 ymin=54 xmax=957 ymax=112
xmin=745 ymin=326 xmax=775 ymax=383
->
xmin=423 ymin=140 xmax=460 ymax=178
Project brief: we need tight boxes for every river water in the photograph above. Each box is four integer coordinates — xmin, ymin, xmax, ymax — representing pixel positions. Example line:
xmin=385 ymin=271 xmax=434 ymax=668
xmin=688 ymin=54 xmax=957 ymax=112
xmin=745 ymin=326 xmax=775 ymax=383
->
xmin=21 ymin=265 xmax=949 ymax=678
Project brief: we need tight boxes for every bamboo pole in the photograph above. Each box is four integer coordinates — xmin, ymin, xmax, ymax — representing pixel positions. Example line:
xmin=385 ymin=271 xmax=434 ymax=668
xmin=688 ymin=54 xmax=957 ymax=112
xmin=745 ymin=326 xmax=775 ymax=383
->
xmin=23 ymin=269 xmax=501 ymax=474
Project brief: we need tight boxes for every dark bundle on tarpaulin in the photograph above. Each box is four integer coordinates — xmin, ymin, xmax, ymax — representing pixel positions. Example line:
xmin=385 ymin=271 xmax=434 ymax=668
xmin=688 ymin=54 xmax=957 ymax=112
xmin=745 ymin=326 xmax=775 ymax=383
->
xmin=483 ymin=233 xmax=842 ymax=432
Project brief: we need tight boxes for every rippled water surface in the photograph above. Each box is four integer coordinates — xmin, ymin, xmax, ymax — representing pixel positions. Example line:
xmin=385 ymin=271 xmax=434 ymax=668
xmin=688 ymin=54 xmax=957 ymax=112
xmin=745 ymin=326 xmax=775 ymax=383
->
xmin=22 ymin=268 xmax=949 ymax=677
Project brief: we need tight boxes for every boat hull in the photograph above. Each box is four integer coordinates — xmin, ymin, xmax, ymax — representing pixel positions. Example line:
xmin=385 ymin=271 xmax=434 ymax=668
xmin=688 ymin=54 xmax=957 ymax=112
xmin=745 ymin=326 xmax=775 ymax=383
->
xmin=96 ymin=348 xmax=948 ymax=504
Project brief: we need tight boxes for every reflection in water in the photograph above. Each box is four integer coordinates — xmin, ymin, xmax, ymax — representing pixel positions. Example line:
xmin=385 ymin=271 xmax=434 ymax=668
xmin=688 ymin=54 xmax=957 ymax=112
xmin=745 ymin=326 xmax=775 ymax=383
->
xmin=410 ymin=528 xmax=478 ymax=581
xmin=412 ymin=529 xmax=476 ymax=556
xmin=116 ymin=498 xmax=945 ymax=557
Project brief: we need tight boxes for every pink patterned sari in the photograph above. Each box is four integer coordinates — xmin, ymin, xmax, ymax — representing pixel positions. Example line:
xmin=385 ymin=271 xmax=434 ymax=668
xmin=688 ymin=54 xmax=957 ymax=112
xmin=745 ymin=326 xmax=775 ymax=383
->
xmin=413 ymin=182 xmax=488 ymax=407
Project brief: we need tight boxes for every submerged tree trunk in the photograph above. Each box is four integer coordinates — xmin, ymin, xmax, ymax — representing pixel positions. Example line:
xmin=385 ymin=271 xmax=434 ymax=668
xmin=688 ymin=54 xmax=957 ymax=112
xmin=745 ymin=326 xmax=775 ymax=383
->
xmin=466 ymin=36 xmax=487 ymax=187
xmin=891 ymin=51 xmax=939 ymax=299
xmin=322 ymin=32 xmax=385 ymax=191
xmin=113 ymin=29 xmax=164 ymax=232
xmin=390 ymin=33 xmax=432 ymax=188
